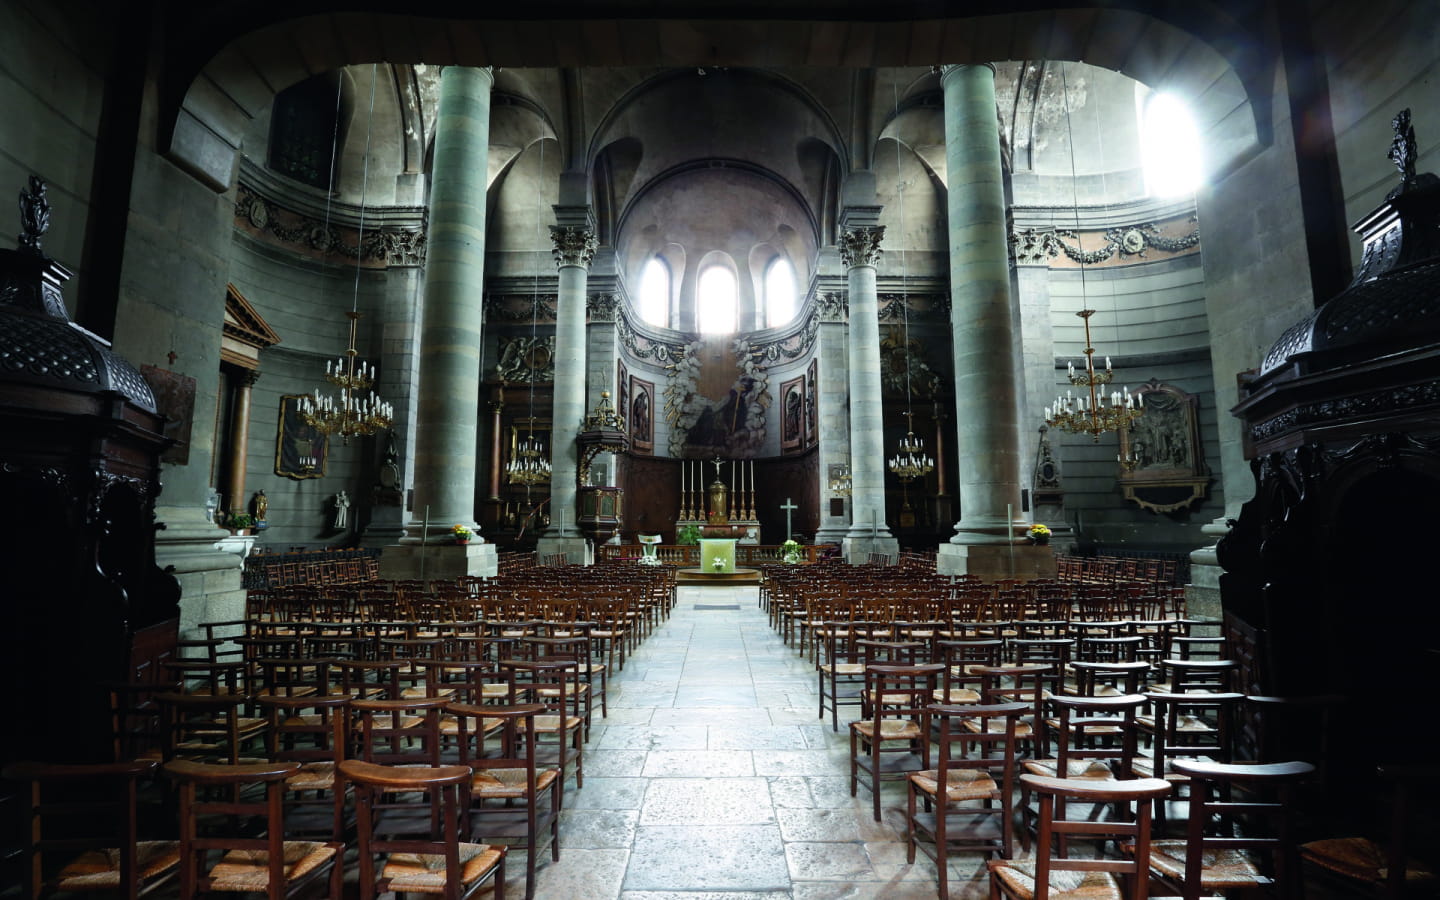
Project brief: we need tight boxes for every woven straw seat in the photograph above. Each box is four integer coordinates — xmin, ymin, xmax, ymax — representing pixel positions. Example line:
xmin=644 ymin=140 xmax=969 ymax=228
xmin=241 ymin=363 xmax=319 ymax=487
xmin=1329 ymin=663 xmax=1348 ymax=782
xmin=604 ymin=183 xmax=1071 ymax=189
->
xmin=1147 ymin=842 xmax=1264 ymax=888
xmin=852 ymin=717 xmax=923 ymax=740
xmin=381 ymin=844 xmax=507 ymax=893
xmin=992 ymin=861 xmax=1129 ymax=900
xmin=472 ymin=765 xmax=561 ymax=799
xmin=909 ymin=767 xmax=998 ymax=802
xmin=206 ymin=842 xmax=338 ymax=890
xmin=54 ymin=841 xmax=182 ymax=891
xmin=932 ymin=686 xmax=982 ymax=704
xmin=1300 ymin=836 xmax=1436 ymax=887
xmin=1022 ymin=758 xmax=1118 ymax=780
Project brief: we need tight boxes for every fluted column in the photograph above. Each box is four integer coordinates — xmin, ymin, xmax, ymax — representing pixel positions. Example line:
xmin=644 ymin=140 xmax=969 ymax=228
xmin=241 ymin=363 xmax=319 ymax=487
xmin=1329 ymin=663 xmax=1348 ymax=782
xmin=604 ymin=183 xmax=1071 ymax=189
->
xmin=545 ymin=224 xmax=596 ymax=538
xmin=941 ymin=63 xmax=1023 ymax=546
xmin=840 ymin=225 xmax=893 ymax=543
xmin=407 ymin=66 xmax=493 ymax=540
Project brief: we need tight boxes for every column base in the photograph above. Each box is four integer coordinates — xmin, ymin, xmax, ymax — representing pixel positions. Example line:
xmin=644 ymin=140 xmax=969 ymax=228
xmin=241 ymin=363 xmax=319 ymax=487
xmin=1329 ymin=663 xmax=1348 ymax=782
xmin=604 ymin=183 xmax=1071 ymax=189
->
xmin=842 ymin=535 xmax=899 ymax=565
xmin=379 ymin=542 xmax=497 ymax=581
xmin=937 ymin=542 xmax=1057 ymax=580
xmin=155 ymin=504 xmax=246 ymax=638
xmin=535 ymin=536 xmax=593 ymax=566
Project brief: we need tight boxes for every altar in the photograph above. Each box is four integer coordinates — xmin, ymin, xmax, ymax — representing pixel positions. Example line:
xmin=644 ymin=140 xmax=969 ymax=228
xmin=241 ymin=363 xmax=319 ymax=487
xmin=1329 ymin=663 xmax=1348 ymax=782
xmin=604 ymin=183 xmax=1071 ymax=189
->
xmin=676 ymin=458 xmax=760 ymax=543
xmin=699 ymin=538 xmax=736 ymax=574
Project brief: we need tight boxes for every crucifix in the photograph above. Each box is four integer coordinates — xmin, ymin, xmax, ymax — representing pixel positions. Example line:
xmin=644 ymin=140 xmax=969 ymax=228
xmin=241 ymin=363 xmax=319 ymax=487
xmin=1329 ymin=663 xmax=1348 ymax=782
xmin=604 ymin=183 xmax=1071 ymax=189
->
xmin=781 ymin=498 xmax=797 ymax=540
xmin=710 ymin=457 xmax=724 ymax=480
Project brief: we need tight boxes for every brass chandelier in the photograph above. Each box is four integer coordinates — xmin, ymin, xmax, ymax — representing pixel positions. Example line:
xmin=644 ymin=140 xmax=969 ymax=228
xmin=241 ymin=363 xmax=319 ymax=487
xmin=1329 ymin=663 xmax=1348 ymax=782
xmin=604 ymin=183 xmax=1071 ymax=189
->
xmin=1044 ymin=309 xmax=1142 ymax=441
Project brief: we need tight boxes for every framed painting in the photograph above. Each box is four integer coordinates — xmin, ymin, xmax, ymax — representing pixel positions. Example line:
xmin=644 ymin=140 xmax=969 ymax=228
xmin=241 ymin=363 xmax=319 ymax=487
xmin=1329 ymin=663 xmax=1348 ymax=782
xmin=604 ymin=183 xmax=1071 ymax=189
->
xmin=275 ymin=395 xmax=328 ymax=479
xmin=629 ymin=376 xmax=654 ymax=454
xmin=804 ymin=359 xmax=818 ymax=446
xmin=780 ymin=375 xmax=804 ymax=452
xmin=617 ymin=360 xmax=629 ymax=435
xmin=141 ymin=364 xmax=196 ymax=464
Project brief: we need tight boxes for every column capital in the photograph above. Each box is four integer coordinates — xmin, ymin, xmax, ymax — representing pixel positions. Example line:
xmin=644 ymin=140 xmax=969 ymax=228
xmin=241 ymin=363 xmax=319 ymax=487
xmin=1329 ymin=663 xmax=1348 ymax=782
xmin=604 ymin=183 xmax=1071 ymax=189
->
xmin=234 ymin=368 xmax=261 ymax=387
xmin=935 ymin=63 xmax=997 ymax=82
xmin=839 ymin=225 xmax=885 ymax=269
xmin=550 ymin=225 xmax=598 ymax=269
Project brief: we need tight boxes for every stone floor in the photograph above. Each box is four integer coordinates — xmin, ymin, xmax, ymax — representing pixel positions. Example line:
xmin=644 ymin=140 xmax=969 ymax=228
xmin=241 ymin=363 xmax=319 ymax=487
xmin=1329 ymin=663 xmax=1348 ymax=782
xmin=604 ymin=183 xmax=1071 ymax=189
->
xmin=520 ymin=584 xmax=989 ymax=900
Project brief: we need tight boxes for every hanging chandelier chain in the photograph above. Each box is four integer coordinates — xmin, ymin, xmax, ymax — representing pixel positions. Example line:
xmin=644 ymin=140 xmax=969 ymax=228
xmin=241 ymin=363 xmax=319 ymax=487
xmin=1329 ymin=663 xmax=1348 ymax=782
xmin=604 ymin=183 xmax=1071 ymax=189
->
xmin=886 ymin=80 xmax=933 ymax=485
xmin=301 ymin=64 xmax=393 ymax=442
xmin=508 ymin=134 xmax=551 ymax=487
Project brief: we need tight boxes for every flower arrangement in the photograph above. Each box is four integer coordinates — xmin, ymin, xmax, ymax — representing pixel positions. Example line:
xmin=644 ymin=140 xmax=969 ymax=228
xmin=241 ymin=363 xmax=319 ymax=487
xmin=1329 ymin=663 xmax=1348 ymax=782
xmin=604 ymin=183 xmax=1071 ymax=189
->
xmin=452 ymin=524 xmax=473 ymax=543
xmin=712 ymin=556 xmax=726 ymax=571
xmin=780 ymin=538 xmax=802 ymax=564
xmin=676 ymin=524 xmax=702 ymax=546
xmin=225 ymin=513 xmax=255 ymax=532
xmin=1026 ymin=523 xmax=1051 ymax=545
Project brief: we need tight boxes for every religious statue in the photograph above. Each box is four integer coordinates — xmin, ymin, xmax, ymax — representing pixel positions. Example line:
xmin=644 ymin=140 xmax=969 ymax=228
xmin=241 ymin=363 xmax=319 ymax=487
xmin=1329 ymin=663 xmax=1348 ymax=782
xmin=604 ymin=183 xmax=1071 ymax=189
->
xmin=17 ymin=175 xmax=49 ymax=254
xmin=334 ymin=490 xmax=350 ymax=529
xmin=253 ymin=490 xmax=268 ymax=522
xmin=1389 ymin=108 xmax=1417 ymax=189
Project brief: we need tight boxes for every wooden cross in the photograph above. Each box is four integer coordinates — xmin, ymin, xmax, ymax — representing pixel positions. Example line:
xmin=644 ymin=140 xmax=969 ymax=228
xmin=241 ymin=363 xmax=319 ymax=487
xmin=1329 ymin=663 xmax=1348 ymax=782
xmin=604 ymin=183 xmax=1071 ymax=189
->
xmin=781 ymin=498 xmax=797 ymax=540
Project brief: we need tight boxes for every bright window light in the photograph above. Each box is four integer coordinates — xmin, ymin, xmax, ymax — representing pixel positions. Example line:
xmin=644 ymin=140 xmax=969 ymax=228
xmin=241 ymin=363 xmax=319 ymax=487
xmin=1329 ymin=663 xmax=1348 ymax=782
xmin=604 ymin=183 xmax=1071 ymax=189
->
xmin=1142 ymin=92 xmax=1202 ymax=197
xmin=697 ymin=266 xmax=737 ymax=335
xmin=765 ymin=258 xmax=797 ymax=328
xmin=639 ymin=258 xmax=669 ymax=327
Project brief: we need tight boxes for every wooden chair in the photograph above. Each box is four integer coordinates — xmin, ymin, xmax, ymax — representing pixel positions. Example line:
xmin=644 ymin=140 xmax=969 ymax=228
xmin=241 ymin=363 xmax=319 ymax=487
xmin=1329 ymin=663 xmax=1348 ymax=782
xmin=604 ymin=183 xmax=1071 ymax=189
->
xmin=932 ymin=638 xmax=1004 ymax=706
xmin=1131 ymin=690 xmax=1243 ymax=831
xmin=988 ymin=774 xmax=1172 ymax=900
xmin=907 ymin=702 xmax=1027 ymax=897
xmin=351 ymin=696 xmax=446 ymax=767
xmin=1143 ymin=759 xmax=1315 ymax=900
xmin=3 ymin=759 xmax=179 ymax=900
xmin=340 ymin=759 xmax=507 ymax=900
xmin=498 ymin=659 xmax=585 ymax=792
xmin=1299 ymin=763 xmax=1439 ymax=898
xmin=155 ymin=692 xmax=267 ymax=765
xmin=453 ymin=702 xmax=560 ymax=900
xmin=165 ymin=759 xmax=343 ymax=900
xmin=850 ymin=663 xmax=945 ymax=822
xmin=256 ymin=693 xmax=351 ymax=840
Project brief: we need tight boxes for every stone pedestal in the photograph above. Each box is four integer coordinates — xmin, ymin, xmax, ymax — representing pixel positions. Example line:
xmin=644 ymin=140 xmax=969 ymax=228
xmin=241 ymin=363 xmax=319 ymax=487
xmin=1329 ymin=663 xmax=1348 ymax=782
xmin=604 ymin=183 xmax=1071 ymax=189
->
xmin=535 ymin=536 xmax=592 ymax=566
xmin=937 ymin=542 xmax=1058 ymax=580
xmin=379 ymin=541 xmax=497 ymax=581
xmin=842 ymin=535 xmax=900 ymax=565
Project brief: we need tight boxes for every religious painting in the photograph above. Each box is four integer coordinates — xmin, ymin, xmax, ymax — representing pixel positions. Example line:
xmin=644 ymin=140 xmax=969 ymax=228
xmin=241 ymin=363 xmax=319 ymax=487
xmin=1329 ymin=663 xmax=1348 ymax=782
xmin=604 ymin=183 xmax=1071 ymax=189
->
xmin=141 ymin=364 xmax=196 ymax=464
xmin=1116 ymin=379 xmax=1210 ymax=513
xmin=804 ymin=359 xmax=818 ymax=446
xmin=616 ymin=359 xmax=629 ymax=434
xmin=780 ymin=376 xmax=804 ymax=452
xmin=675 ymin=337 xmax=769 ymax=458
xmin=630 ymin=376 xmax=654 ymax=454
xmin=275 ymin=395 xmax=328 ymax=480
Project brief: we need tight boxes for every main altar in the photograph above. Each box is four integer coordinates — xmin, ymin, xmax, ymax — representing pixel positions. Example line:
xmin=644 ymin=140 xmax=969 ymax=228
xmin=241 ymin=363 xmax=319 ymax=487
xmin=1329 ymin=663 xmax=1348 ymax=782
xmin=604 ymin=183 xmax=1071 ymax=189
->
xmin=676 ymin=458 xmax=760 ymax=543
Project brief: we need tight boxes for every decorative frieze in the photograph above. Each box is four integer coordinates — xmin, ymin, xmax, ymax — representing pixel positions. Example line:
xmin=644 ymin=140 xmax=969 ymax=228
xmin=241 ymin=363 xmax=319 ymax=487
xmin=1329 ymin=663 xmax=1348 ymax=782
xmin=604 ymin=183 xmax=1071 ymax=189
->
xmin=816 ymin=291 xmax=848 ymax=322
xmin=234 ymin=185 xmax=426 ymax=268
xmin=1249 ymin=378 xmax=1440 ymax=445
xmin=487 ymin=294 xmax=557 ymax=323
xmin=1009 ymin=215 xmax=1200 ymax=267
xmin=494 ymin=335 xmax=556 ymax=384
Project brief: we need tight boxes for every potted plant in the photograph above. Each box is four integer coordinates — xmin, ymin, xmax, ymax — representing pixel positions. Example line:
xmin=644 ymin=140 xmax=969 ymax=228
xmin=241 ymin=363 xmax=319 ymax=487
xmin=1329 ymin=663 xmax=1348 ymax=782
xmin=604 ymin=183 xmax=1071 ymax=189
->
xmin=1026 ymin=523 xmax=1052 ymax=546
xmin=676 ymin=524 xmax=701 ymax=545
xmin=452 ymin=524 xmax=473 ymax=545
xmin=225 ymin=513 xmax=255 ymax=536
xmin=780 ymin=538 xmax=803 ymax=564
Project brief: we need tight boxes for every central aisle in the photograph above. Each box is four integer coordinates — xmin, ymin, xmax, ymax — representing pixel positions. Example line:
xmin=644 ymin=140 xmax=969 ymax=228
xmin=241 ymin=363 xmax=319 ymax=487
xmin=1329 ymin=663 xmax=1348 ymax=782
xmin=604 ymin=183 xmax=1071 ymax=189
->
xmin=524 ymin=583 xmax=987 ymax=899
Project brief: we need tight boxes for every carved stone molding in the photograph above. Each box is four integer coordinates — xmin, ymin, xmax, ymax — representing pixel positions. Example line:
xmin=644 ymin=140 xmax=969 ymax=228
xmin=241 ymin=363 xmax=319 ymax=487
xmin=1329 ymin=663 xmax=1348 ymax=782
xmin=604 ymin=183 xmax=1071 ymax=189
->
xmin=234 ymin=185 xmax=427 ymax=268
xmin=1117 ymin=379 xmax=1211 ymax=513
xmin=878 ymin=293 xmax=950 ymax=323
xmin=495 ymin=335 xmax=556 ymax=384
xmin=488 ymin=294 xmax=557 ymax=323
xmin=550 ymin=225 xmax=598 ymax=269
xmin=1009 ymin=216 xmax=1200 ymax=267
xmin=587 ymin=292 xmax=621 ymax=323
xmin=816 ymin=291 xmax=848 ymax=322
xmin=839 ymin=226 xmax=885 ymax=268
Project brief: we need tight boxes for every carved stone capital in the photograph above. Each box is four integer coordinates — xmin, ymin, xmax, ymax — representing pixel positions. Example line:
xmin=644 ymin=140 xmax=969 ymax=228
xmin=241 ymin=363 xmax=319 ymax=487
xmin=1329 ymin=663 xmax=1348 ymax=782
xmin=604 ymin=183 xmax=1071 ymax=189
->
xmin=839 ymin=225 xmax=885 ymax=269
xmin=587 ymin=292 xmax=620 ymax=322
xmin=550 ymin=225 xmax=598 ymax=269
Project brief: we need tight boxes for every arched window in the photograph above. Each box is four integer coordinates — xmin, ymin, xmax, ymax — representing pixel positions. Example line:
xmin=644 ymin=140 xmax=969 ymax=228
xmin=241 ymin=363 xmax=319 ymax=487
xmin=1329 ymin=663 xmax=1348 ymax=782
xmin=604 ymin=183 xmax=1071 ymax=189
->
xmin=1140 ymin=90 xmax=1202 ymax=198
xmin=697 ymin=266 xmax=738 ymax=335
xmin=764 ymin=257 xmax=798 ymax=329
xmin=638 ymin=258 xmax=670 ymax=327
xmin=270 ymin=75 xmax=341 ymax=190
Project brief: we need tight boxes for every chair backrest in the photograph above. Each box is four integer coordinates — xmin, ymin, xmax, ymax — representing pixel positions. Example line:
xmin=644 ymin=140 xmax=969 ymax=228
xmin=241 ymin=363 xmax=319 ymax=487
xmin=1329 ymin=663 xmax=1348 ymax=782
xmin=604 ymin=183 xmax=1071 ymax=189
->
xmin=1168 ymin=759 xmax=1316 ymax=900
xmin=864 ymin=663 xmax=945 ymax=722
xmin=997 ymin=774 xmax=1172 ymax=900
xmin=165 ymin=759 xmax=338 ymax=900
xmin=1143 ymin=690 xmax=1243 ymax=775
xmin=257 ymin=693 xmax=349 ymax=766
xmin=930 ymin=702 xmax=1028 ymax=852
xmin=350 ymin=697 xmax=446 ymax=766
xmin=3 ymin=759 xmax=175 ymax=900
xmin=1047 ymin=694 xmax=1147 ymax=779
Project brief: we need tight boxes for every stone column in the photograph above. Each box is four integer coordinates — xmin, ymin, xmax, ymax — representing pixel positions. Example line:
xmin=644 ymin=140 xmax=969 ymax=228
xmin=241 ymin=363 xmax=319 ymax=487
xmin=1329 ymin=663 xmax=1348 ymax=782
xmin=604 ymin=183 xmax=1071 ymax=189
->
xmin=537 ymin=221 xmax=596 ymax=565
xmin=839 ymin=221 xmax=899 ymax=564
xmin=225 ymin=369 xmax=258 ymax=518
xmin=936 ymin=64 xmax=1036 ymax=578
xmin=382 ymin=66 xmax=495 ymax=580
xmin=813 ymin=293 xmax=852 ymax=545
